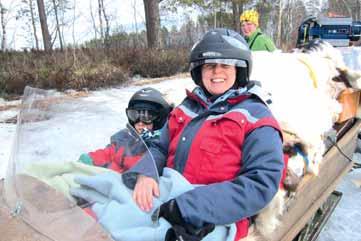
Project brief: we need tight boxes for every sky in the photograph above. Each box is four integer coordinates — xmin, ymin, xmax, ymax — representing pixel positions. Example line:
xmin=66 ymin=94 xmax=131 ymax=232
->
xmin=1 ymin=0 xmax=197 ymax=50
xmin=0 ymin=0 xmax=335 ymax=50
xmin=3 ymin=0 xmax=146 ymax=49
xmin=1 ymin=0 xmax=329 ymax=50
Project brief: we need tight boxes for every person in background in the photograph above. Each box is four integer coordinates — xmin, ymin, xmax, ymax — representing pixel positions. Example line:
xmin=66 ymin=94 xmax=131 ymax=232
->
xmin=78 ymin=87 xmax=172 ymax=173
xmin=123 ymin=28 xmax=284 ymax=241
xmin=240 ymin=9 xmax=276 ymax=52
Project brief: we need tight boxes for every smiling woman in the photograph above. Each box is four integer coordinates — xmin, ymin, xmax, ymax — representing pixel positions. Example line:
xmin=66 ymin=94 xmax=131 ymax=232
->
xmin=123 ymin=28 xmax=284 ymax=241
xmin=201 ymin=63 xmax=237 ymax=95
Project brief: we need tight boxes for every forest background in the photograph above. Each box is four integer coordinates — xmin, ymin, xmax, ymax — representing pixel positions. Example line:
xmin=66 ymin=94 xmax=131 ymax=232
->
xmin=0 ymin=0 xmax=360 ymax=98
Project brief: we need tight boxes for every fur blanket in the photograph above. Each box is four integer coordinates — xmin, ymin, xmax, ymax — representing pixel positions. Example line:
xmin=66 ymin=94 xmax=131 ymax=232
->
xmin=251 ymin=40 xmax=361 ymax=176
xmin=245 ymin=41 xmax=361 ymax=241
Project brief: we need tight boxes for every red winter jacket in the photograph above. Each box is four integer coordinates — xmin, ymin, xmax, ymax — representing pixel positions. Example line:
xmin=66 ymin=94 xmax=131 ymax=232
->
xmin=124 ymin=86 xmax=285 ymax=240
xmin=78 ymin=129 xmax=144 ymax=173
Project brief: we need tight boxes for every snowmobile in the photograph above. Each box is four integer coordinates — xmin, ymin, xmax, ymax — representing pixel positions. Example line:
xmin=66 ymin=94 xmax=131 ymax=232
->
xmin=296 ymin=16 xmax=361 ymax=48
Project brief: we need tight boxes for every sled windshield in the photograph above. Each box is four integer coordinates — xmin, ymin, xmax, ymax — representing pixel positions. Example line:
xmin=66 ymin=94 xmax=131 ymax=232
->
xmin=3 ymin=86 xmax=159 ymax=240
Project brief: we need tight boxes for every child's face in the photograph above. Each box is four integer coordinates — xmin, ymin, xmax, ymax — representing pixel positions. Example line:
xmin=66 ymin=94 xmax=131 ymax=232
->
xmin=134 ymin=121 xmax=154 ymax=134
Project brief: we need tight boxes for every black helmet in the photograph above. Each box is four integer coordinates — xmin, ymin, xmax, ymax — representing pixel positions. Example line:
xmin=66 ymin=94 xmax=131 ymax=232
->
xmin=190 ymin=28 xmax=252 ymax=88
xmin=126 ymin=87 xmax=172 ymax=130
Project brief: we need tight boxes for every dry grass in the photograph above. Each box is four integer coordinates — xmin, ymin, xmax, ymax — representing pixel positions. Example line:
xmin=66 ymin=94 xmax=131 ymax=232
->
xmin=0 ymin=47 xmax=189 ymax=99
xmin=133 ymin=72 xmax=190 ymax=86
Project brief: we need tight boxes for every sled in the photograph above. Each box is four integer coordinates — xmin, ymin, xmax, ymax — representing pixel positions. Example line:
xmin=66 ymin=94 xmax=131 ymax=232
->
xmin=0 ymin=174 xmax=114 ymax=241
xmin=269 ymin=117 xmax=361 ymax=241
xmin=0 ymin=85 xmax=360 ymax=241
xmin=0 ymin=86 xmax=163 ymax=241
xmin=2 ymin=122 xmax=358 ymax=241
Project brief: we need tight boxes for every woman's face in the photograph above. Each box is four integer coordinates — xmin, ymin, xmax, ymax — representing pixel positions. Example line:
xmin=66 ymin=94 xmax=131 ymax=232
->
xmin=201 ymin=63 xmax=236 ymax=96
xmin=241 ymin=21 xmax=257 ymax=37
xmin=134 ymin=121 xmax=154 ymax=134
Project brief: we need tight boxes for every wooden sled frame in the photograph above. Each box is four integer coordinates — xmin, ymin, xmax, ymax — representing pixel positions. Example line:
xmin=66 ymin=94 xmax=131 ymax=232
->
xmin=270 ymin=119 xmax=361 ymax=241
xmin=0 ymin=175 xmax=114 ymax=241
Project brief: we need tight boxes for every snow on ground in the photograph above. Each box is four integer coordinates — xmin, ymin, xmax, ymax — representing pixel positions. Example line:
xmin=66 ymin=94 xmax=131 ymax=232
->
xmin=0 ymin=72 xmax=360 ymax=241
xmin=0 ymin=125 xmax=15 ymax=178
xmin=0 ymin=76 xmax=194 ymax=179
xmin=318 ymin=167 xmax=361 ymax=241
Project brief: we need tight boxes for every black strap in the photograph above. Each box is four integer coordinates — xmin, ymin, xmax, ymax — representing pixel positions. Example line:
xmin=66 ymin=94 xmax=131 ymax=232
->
xmin=246 ymin=80 xmax=262 ymax=90
xmin=249 ymin=32 xmax=262 ymax=49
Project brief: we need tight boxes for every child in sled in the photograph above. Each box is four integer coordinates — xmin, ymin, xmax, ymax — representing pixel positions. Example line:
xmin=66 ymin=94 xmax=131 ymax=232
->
xmin=78 ymin=87 xmax=172 ymax=173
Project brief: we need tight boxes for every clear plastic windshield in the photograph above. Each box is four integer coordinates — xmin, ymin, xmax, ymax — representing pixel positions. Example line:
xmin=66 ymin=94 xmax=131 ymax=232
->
xmin=2 ymin=86 xmax=159 ymax=240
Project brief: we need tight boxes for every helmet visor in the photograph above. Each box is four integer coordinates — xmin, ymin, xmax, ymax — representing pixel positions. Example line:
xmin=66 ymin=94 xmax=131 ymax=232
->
xmin=126 ymin=109 xmax=159 ymax=124
xmin=189 ymin=58 xmax=247 ymax=71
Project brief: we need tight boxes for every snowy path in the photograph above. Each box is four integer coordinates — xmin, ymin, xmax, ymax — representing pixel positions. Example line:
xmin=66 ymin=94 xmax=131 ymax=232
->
xmin=318 ymin=167 xmax=361 ymax=241
xmin=0 ymin=76 xmax=195 ymax=179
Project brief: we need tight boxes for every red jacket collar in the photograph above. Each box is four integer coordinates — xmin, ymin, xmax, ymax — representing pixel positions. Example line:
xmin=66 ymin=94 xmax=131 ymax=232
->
xmin=227 ymin=94 xmax=250 ymax=105
xmin=186 ymin=89 xmax=209 ymax=109
xmin=186 ymin=88 xmax=252 ymax=108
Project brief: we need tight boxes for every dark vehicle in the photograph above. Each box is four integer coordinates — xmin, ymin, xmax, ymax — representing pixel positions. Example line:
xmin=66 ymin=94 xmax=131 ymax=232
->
xmin=297 ymin=16 xmax=361 ymax=47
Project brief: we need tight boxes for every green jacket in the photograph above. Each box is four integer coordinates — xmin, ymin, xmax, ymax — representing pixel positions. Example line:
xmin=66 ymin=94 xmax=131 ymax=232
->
xmin=246 ymin=28 xmax=276 ymax=52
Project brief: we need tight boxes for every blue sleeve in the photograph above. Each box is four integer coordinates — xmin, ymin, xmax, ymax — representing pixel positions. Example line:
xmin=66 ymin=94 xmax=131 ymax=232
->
xmin=175 ymin=126 xmax=284 ymax=227
xmin=122 ymin=123 xmax=170 ymax=189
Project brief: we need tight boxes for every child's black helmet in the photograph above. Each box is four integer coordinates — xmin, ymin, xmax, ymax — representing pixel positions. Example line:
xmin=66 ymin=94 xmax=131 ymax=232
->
xmin=127 ymin=87 xmax=172 ymax=130
xmin=190 ymin=28 xmax=252 ymax=88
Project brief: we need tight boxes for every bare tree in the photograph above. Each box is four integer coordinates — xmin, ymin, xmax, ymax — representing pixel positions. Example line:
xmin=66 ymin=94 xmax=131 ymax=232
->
xmin=143 ymin=0 xmax=161 ymax=48
xmin=232 ymin=0 xmax=242 ymax=33
xmin=100 ymin=0 xmax=110 ymax=46
xmin=212 ymin=2 xmax=217 ymax=28
xmin=98 ymin=0 xmax=104 ymax=39
xmin=89 ymin=0 xmax=98 ymax=41
xmin=276 ymin=0 xmax=283 ymax=47
xmin=131 ymin=0 xmax=139 ymax=47
xmin=59 ymin=0 xmax=71 ymax=48
xmin=355 ymin=0 xmax=361 ymax=20
xmin=95 ymin=0 xmax=111 ymax=46
xmin=37 ymin=0 xmax=52 ymax=51
xmin=51 ymin=0 xmax=63 ymax=50
xmin=0 ymin=0 xmax=6 ymax=50
xmin=282 ymin=0 xmax=306 ymax=49
xmin=28 ymin=0 xmax=40 ymax=50
xmin=71 ymin=0 xmax=78 ymax=66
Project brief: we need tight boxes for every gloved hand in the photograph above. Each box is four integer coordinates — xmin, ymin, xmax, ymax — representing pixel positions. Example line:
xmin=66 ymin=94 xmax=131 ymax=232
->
xmin=78 ymin=153 xmax=94 ymax=165
xmin=159 ymin=199 xmax=184 ymax=226
xmin=140 ymin=129 xmax=161 ymax=141
xmin=165 ymin=224 xmax=215 ymax=241
xmin=140 ymin=129 xmax=161 ymax=147
xmin=159 ymin=199 xmax=215 ymax=241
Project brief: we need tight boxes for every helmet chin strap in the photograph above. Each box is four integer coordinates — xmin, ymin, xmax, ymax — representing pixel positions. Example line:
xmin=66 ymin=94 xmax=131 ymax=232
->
xmin=236 ymin=67 xmax=249 ymax=88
